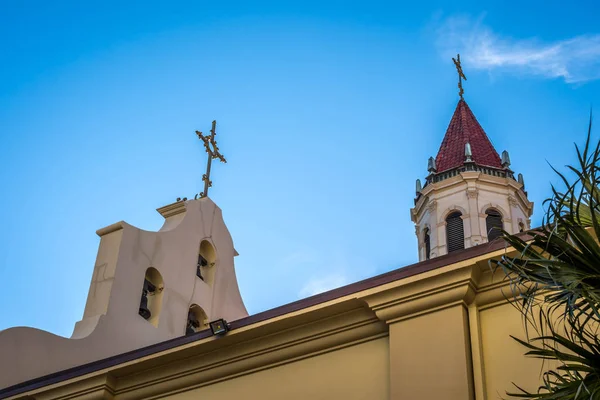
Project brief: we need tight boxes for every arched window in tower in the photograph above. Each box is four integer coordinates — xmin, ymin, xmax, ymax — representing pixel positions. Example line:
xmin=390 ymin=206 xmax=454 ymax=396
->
xmin=186 ymin=304 xmax=209 ymax=335
xmin=196 ymin=240 xmax=217 ymax=286
xmin=446 ymin=212 xmax=465 ymax=253
xmin=138 ymin=267 xmax=164 ymax=327
xmin=486 ymin=209 xmax=503 ymax=242
xmin=519 ymin=222 xmax=525 ymax=233
xmin=423 ymin=228 xmax=431 ymax=260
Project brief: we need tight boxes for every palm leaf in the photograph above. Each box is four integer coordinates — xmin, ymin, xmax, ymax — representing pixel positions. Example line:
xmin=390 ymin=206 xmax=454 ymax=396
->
xmin=494 ymin=115 xmax=600 ymax=399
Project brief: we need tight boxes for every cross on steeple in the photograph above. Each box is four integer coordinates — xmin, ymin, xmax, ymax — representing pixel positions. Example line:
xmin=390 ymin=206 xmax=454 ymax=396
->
xmin=195 ymin=120 xmax=227 ymax=199
xmin=452 ymin=54 xmax=467 ymax=99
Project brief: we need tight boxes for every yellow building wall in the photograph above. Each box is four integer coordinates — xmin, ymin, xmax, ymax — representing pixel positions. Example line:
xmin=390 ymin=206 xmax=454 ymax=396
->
xmin=389 ymin=305 xmax=474 ymax=400
xmin=163 ymin=337 xmax=390 ymax=400
xmin=6 ymin=259 xmax=564 ymax=400
xmin=480 ymin=302 xmax=552 ymax=399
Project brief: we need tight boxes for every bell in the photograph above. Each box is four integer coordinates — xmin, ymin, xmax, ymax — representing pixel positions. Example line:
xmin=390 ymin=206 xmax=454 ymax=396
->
xmin=186 ymin=310 xmax=200 ymax=335
xmin=139 ymin=289 xmax=151 ymax=320
xmin=138 ymin=279 xmax=156 ymax=320
xmin=197 ymin=254 xmax=208 ymax=280
xmin=198 ymin=254 xmax=208 ymax=267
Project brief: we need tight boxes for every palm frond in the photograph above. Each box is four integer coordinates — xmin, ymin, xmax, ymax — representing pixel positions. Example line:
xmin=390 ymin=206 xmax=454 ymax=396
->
xmin=493 ymin=115 xmax=600 ymax=399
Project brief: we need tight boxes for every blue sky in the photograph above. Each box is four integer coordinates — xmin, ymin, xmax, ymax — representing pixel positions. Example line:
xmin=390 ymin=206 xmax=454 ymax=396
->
xmin=1 ymin=1 xmax=599 ymax=337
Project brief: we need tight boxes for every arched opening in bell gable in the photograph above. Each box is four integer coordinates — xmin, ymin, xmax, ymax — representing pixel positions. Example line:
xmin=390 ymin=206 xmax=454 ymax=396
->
xmin=196 ymin=240 xmax=217 ymax=286
xmin=186 ymin=304 xmax=209 ymax=335
xmin=138 ymin=267 xmax=164 ymax=327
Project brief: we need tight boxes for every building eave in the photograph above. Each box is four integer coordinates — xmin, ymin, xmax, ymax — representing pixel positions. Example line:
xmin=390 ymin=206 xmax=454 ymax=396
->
xmin=0 ymin=233 xmax=531 ymax=400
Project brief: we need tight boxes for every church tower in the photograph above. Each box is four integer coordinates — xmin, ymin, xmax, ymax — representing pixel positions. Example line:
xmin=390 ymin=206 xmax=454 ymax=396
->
xmin=410 ymin=55 xmax=533 ymax=261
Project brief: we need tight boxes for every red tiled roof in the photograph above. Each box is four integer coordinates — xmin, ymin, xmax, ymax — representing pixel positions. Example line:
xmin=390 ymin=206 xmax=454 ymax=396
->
xmin=435 ymin=99 xmax=502 ymax=172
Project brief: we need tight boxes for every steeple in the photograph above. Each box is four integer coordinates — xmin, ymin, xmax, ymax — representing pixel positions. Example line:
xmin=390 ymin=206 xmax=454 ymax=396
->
xmin=410 ymin=55 xmax=533 ymax=261
xmin=435 ymin=100 xmax=503 ymax=172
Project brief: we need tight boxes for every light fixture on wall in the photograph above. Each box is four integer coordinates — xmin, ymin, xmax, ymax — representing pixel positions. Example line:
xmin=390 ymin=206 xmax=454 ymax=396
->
xmin=209 ymin=319 xmax=230 ymax=336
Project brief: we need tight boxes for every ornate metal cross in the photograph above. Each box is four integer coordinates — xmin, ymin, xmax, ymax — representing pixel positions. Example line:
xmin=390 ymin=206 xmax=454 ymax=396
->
xmin=452 ymin=54 xmax=467 ymax=99
xmin=195 ymin=120 xmax=227 ymax=199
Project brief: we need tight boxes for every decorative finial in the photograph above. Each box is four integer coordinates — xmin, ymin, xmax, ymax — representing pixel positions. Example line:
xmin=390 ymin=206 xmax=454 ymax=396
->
xmin=416 ymin=179 xmax=422 ymax=194
xmin=501 ymin=150 xmax=511 ymax=168
xmin=465 ymin=142 xmax=472 ymax=162
xmin=518 ymin=173 xmax=525 ymax=187
xmin=452 ymin=54 xmax=467 ymax=100
xmin=195 ymin=120 xmax=227 ymax=199
xmin=427 ymin=156 xmax=437 ymax=173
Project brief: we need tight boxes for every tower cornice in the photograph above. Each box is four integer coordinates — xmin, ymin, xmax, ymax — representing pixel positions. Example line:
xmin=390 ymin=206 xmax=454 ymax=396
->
xmin=411 ymin=172 xmax=532 ymax=223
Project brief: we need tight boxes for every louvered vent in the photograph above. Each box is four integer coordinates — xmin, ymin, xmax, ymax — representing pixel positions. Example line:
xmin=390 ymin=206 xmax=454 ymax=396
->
xmin=446 ymin=212 xmax=464 ymax=253
xmin=424 ymin=228 xmax=431 ymax=260
xmin=486 ymin=209 xmax=503 ymax=242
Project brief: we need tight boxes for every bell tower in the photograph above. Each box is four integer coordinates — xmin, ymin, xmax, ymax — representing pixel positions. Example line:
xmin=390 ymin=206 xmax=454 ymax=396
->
xmin=410 ymin=55 xmax=533 ymax=261
xmin=0 ymin=121 xmax=249 ymax=389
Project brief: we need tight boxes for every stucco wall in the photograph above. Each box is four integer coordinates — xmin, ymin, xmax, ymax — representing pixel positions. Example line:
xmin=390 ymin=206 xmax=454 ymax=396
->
xmin=480 ymin=301 xmax=557 ymax=399
xmin=390 ymin=305 xmax=474 ymax=399
xmin=163 ymin=337 xmax=390 ymax=400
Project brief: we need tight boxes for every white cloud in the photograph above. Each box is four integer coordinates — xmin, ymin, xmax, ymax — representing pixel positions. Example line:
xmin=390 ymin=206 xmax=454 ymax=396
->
xmin=299 ymin=273 xmax=349 ymax=298
xmin=435 ymin=15 xmax=600 ymax=84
